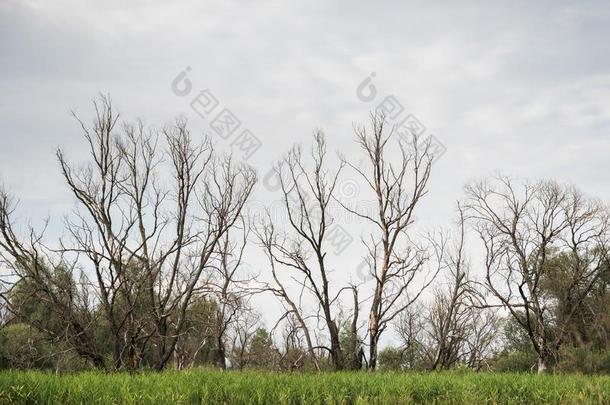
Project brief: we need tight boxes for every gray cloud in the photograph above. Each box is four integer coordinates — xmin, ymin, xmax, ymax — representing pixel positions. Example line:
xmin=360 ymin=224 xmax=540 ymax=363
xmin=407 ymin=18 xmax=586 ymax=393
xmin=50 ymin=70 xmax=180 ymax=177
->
xmin=1 ymin=0 xmax=609 ymax=333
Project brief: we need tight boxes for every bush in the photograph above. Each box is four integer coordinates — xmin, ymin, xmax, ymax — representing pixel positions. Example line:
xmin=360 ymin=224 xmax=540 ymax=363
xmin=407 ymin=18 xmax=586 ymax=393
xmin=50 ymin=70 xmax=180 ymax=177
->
xmin=0 ymin=324 xmax=52 ymax=370
xmin=556 ymin=347 xmax=610 ymax=375
xmin=0 ymin=323 xmax=92 ymax=372
xmin=492 ymin=350 xmax=537 ymax=373
xmin=378 ymin=347 xmax=404 ymax=371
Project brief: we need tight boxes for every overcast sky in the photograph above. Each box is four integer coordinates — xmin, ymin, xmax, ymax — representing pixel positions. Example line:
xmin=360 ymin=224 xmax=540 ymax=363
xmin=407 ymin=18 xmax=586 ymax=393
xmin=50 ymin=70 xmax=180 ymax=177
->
xmin=1 ymin=0 xmax=609 ymax=337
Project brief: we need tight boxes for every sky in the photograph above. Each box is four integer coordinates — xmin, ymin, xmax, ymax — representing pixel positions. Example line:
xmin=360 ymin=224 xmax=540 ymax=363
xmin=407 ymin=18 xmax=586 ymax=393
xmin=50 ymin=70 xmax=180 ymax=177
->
xmin=1 ymin=0 xmax=610 ymax=341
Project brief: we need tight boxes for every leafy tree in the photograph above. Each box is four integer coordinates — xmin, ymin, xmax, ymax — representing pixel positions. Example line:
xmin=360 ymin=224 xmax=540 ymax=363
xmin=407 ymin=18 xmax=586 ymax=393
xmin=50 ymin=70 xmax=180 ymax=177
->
xmin=0 ymin=324 xmax=52 ymax=369
xmin=246 ymin=328 xmax=279 ymax=369
xmin=378 ymin=347 xmax=405 ymax=371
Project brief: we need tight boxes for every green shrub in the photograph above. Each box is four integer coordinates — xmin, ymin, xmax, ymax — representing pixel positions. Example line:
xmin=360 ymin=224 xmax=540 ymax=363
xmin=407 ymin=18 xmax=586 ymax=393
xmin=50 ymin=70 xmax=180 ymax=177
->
xmin=0 ymin=324 xmax=52 ymax=370
xmin=556 ymin=347 xmax=610 ymax=375
xmin=492 ymin=350 xmax=538 ymax=372
xmin=377 ymin=347 xmax=404 ymax=371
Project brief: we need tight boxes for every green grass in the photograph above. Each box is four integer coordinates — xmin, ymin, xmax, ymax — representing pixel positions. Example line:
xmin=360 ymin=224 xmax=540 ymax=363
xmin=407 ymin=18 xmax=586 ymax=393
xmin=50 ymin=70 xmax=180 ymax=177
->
xmin=0 ymin=369 xmax=609 ymax=404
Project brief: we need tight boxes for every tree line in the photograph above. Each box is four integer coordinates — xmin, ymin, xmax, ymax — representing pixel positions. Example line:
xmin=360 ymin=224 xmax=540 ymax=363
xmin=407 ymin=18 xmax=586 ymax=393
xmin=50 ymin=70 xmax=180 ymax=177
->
xmin=1 ymin=96 xmax=608 ymax=374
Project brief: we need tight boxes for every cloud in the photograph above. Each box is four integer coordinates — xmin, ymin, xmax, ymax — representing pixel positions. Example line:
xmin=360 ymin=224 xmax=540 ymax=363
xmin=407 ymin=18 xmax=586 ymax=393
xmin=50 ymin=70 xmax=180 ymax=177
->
xmin=1 ymin=0 xmax=610 ymax=332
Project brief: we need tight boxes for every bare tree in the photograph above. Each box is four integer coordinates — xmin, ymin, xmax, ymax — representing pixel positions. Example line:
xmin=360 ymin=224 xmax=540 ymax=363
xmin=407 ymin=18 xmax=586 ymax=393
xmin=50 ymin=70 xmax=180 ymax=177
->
xmin=206 ymin=217 xmax=255 ymax=369
xmin=395 ymin=304 xmax=427 ymax=369
xmin=277 ymin=314 xmax=314 ymax=371
xmin=256 ymin=220 xmax=321 ymax=371
xmin=256 ymin=132 xmax=348 ymax=370
xmin=340 ymin=113 xmax=440 ymax=370
xmin=463 ymin=306 xmax=500 ymax=371
xmin=0 ymin=187 xmax=106 ymax=368
xmin=393 ymin=206 xmax=499 ymax=371
xmin=465 ymin=176 xmax=610 ymax=373
xmin=227 ymin=306 xmax=260 ymax=370
xmin=52 ymin=95 xmax=256 ymax=370
xmin=425 ymin=205 xmax=477 ymax=370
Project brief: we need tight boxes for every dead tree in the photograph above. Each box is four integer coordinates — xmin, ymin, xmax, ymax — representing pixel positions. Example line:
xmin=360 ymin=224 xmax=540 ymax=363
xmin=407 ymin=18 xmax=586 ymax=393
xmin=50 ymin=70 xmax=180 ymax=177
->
xmin=465 ymin=176 xmax=610 ymax=373
xmin=256 ymin=132 xmax=347 ymax=370
xmin=396 ymin=212 xmax=500 ymax=371
xmin=56 ymin=95 xmax=256 ymax=370
xmin=463 ymin=307 xmax=500 ymax=371
xmin=0 ymin=187 xmax=107 ymax=368
xmin=426 ymin=205 xmax=477 ymax=370
xmin=340 ymin=113 xmax=440 ymax=370
xmin=256 ymin=221 xmax=321 ymax=371
xmin=395 ymin=305 xmax=427 ymax=369
xmin=345 ymin=285 xmax=364 ymax=370
xmin=206 ymin=217 xmax=255 ymax=369
xmin=227 ymin=306 xmax=260 ymax=370
xmin=278 ymin=314 xmax=311 ymax=371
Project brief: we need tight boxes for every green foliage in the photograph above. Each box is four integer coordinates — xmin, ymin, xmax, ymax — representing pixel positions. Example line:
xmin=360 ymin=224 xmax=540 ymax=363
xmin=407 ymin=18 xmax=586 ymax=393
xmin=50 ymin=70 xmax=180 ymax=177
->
xmin=556 ymin=347 xmax=610 ymax=375
xmin=338 ymin=321 xmax=362 ymax=370
xmin=492 ymin=317 xmax=539 ymax=372
xmin=0 ymin=323 xmax=92 ymax=372
xmin=501 ymin=318 xmax=534 ymax=354
xmin=0 ymin=324 xmax=52 ymax=370
xmin=9 ymin=277 xmax=64 ymax=336
xmin=493 ymin=351 xmax=538 ymax=373
xmin=176 ymin=296 xmax=221 ymax=365
xmin=0 ymin=369 xmax=609 ymax=404
xmin=541 ymin=249 xmax=610 ymax=351
xmin=377 ymin=347 xmax=404 ymax=371
xmin=246 ymin=329 xmax=279 ymax=369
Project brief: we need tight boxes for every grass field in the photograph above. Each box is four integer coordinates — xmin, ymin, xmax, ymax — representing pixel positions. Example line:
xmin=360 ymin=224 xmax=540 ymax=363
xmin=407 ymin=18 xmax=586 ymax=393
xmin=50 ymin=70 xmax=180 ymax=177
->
xmin=0 ymin=369 xmax=609 ymax=404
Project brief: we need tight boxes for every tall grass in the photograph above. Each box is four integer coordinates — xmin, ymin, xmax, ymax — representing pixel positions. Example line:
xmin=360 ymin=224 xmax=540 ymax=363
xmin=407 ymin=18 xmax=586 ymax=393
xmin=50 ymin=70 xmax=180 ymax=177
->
xmin=0 ymin=369 xmax=609 ymax=404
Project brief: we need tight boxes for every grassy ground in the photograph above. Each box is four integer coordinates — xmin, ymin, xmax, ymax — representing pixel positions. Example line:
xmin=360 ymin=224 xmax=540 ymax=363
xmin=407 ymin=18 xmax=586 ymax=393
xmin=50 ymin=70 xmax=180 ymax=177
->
xmin=0 ymin=369 xmax=609 ymax=404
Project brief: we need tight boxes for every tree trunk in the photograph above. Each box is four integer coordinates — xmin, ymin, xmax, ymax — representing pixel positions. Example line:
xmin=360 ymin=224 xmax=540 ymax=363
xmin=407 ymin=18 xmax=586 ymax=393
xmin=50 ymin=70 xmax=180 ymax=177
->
xmin=368 ymin=331 xmax=378 ymax=370
xmin=537 ymin=356 xmax=548 ymax=374
xmin=327 ymin=319 xmax=343 ymax=370
xmin=368 ymin=290 xmax=381 ymax=370
xmin=348 ymin=288 xmax=362 ymax=370
xmin=216 ymin=335 xmax=227 ymax=369
xmin=536 ymin=336 xmax=550 ymax=374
